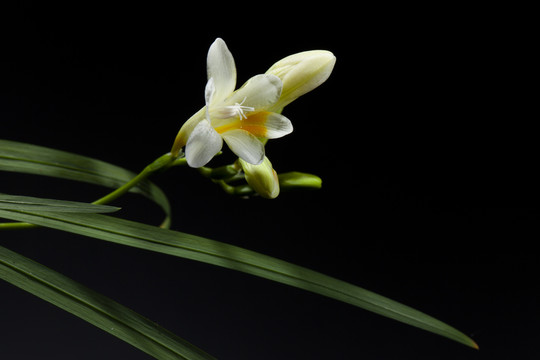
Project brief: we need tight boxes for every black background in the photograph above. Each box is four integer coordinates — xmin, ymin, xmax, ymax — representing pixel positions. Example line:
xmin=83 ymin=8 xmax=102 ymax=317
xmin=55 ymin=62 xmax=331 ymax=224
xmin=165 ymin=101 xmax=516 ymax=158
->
xmin=1 ymin=2 xmax=537 ymax=359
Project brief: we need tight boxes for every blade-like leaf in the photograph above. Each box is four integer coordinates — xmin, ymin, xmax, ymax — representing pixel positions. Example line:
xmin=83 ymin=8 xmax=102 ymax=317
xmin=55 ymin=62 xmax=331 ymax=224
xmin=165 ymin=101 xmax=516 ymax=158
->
xmin=0 ymin=139 xmax=171 ymax=227
xmin=0 ymin=193 xmax=119 ymax=213
xmin=0 ymin=208 xmax=479 ymax=349
xmin=0 ymin=244 xmax=216 ymax=360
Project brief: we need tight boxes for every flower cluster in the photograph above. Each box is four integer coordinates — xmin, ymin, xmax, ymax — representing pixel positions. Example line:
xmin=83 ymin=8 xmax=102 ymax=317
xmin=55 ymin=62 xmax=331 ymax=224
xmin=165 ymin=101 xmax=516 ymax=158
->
xmin=172 ymin=38 xmax=335 ymax=198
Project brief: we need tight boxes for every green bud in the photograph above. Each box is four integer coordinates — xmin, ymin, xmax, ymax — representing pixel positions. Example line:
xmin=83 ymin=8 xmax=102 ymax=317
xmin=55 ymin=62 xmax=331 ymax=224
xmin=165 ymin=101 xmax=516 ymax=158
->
xmin=278 ymin=172 xmax=322 ymax=191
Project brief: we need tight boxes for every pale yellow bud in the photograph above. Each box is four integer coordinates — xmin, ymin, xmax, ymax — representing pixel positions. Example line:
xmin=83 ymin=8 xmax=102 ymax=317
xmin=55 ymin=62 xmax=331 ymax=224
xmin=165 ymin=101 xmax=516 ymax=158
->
xmin=238 ymin=156 xmax=280 ymax=199
xmin=266 ymin=50 xmax=336 ymax=110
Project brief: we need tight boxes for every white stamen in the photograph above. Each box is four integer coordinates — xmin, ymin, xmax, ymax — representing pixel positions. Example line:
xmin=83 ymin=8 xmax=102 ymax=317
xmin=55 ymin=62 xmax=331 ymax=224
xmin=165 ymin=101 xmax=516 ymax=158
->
xmin=222 ymin=97 xmax=255 ymax=120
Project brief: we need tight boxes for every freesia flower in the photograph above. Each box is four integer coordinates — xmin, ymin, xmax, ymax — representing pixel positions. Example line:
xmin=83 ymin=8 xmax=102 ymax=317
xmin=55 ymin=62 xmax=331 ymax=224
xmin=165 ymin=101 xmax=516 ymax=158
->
xmin=170 ymin=38 xmax=336 ymax=198
xmin=172 ymin=38 xmax=293 ymax=168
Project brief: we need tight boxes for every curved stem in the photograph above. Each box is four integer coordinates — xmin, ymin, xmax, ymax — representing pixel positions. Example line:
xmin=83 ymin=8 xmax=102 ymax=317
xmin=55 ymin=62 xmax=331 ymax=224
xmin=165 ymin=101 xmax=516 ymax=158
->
xmin=93 ymin=153 xmax=176 ymax=205
xmin=0 ymin=153 xmax=183 ymax=231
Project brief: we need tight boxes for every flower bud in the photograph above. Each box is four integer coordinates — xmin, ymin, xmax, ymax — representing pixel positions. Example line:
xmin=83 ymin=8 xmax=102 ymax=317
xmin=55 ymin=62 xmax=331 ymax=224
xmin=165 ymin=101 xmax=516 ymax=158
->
xmin=238 ymin=157 xmax=280 ymax=199
xmin=278 ymin=172 xmax=322 ymax=191
xmin=266 ymin=50 xmax=336 ymax=110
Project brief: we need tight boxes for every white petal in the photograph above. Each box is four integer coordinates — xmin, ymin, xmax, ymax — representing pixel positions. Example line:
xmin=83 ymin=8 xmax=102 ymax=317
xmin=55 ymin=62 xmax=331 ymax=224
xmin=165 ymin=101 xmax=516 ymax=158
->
xmin=185 ymin=119 xmax=223 ymax=168
xmin=205 ymin=78 xmax=215 ymax=106
xmin=207 ymin=38 xmax=236 ymax=104
xmin=221 ymin=129 xmax=265 ymax=165
xmin=204 ymin=78 xmax=215 ymax=122
xmin=262 ymin=112 xmax=293 ymax=139
xmin=225 ymin=74 xmax=282 ymax=110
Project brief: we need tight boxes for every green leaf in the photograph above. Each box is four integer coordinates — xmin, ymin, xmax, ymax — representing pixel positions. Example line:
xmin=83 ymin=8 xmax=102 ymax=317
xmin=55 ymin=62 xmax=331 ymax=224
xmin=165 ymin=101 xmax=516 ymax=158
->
xmin=0 ymin=208 xmax=479 ymax=350
xmin=0 ymin=139 xmax=171 ymax=227
xmin=0 ymin=193 xmax=119 ymax=213
xmin=0 ymin=244 xmax=215 ymax=360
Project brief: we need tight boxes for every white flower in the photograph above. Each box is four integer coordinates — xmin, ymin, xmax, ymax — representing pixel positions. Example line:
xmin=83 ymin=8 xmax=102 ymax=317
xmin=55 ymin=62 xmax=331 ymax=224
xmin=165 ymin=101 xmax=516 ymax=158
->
xmin=173 ymin=38 xmax=293 ymax=168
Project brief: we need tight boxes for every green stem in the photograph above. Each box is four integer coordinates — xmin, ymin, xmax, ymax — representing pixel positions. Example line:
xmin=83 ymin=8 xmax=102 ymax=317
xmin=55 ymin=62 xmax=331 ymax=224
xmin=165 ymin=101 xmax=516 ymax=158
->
xmin=93 ymin=153 xmax=176 ymax=205
xmin=0 ymin=153 xmax=183 ymax=231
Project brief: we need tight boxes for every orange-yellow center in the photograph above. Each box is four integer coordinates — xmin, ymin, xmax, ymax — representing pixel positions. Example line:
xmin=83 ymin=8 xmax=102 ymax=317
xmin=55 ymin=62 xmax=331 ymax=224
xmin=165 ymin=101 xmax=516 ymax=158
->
xmin=214 ymin=111 xmax=270 ymax=137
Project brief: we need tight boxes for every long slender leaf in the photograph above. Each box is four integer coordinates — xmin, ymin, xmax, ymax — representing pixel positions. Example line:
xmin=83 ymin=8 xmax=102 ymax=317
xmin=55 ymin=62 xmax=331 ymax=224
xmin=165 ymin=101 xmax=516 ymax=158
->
xmin=0 ymin=208 xmax=479 ymax=349
xmin=0 ymin=244 xmax=215 ymax=360
xmin=0 ymin=139 xmax=171 ymax=226
xmin=0 ymin=193 xmax=119 ymax=213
